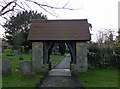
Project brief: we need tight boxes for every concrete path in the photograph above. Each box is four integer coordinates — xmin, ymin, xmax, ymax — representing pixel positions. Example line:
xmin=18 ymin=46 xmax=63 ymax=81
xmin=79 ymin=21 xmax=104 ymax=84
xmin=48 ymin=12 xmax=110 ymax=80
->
xmin=49 ymin=54 xmax=71 ymax=76
xmin=52 ymin=54 xmax=71 ymax=69
xmin=49 ymin=69 xmax=71 ymax=76
xmin=36 ymin=75 xmax=82 ymax=88
xmin=35 ymin=54 xmax=84 ymax=88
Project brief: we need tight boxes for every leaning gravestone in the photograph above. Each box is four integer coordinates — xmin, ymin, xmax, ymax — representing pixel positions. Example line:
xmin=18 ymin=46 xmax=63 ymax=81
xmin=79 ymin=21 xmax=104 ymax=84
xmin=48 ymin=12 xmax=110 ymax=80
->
xmin=2 ymin=59 xmax=12 ymax=74
xmin=19 ymin=60 xmax=33 ymax=76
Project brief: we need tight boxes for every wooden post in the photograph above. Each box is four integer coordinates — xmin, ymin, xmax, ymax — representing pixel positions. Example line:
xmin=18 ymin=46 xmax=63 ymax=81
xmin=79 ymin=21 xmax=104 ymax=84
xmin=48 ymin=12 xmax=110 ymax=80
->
xmin=43 ymin=42 xmax=47 ymax=64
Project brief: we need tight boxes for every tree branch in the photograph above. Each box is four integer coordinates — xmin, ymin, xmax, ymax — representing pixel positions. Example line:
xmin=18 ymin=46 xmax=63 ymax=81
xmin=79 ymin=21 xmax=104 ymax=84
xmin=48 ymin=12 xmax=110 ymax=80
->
xmin=0 ymin=0 xmax=79 ymax=18
xmin=25 ymin=0 xmax=78 ymax=10
xmin=0 ymin=2 xmax=16 ymax=16
xmin=63 ymin=0 xmax=70 ymax=8
xmin=38 ymin=4 xmax=58 ymax=17
xmin=1 ymin=1 xmax=14 ymax=12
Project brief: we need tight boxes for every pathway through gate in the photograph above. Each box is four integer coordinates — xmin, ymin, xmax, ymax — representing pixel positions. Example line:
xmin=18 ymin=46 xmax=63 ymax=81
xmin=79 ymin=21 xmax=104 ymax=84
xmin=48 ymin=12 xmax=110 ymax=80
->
xmin=52 ymin=54 xmax=71 ymax=69
xmin=49 ymin=54 xmax=71 ymax=76
xmin=35 ymin=54 xmax=84 ymax=88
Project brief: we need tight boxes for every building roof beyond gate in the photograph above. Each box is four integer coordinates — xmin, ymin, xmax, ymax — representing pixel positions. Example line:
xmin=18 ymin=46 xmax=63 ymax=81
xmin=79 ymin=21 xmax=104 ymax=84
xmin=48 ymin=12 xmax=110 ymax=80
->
xmin=28 ymin=19 xmax=91 ymax=41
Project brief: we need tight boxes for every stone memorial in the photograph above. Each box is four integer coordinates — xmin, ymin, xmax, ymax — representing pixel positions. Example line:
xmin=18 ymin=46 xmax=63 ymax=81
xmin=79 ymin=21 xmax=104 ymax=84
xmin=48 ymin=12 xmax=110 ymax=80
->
xmin=6 ymin=54 xmax=13 ymax=56
xmin=29 ymin=49 xmax=32 ymax=54
xmin=2 ymin=59 xmax=12 ymax=74
xmin=51 ymin=59 xmax=58 ymax=61
xmin=14 ymin=50 xmax=18 ymax=56
xmin=19 ymin=60 xmax=33 ymax=76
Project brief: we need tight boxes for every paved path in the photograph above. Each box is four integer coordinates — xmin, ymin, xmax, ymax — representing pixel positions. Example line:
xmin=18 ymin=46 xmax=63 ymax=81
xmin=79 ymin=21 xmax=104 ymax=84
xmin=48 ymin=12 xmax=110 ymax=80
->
xmin=49 ymin=69 xmax=71 ymax=76
xmin=49 ymin=54 xmax=71 ymax=76
xmin=53 ymin=54 xmax=71 ymax=69
xmin=36 ymin=75 xmax=83 ymax=88
xmin=35 ymin=54 xmax=84 ymax=88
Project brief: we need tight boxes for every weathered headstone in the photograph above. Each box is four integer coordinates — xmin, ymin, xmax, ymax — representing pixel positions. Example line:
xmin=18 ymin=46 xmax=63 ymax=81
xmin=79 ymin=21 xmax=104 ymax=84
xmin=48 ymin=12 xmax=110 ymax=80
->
xmin=54 ymin=49 xmax=57 ymax=55
xmin=29 ymin=49 xmax=32 ymax=54
xmin=51 ymin=59 xmax=58 ymax=61
xmin=6 ymin=54 xmax=13 ymax=56
xmin=2 ymin=59 xmax=12 ymax=74
xmin=14 ymin=50 xmax=18 ymax=56
xmin=20 ymin=47 xmax=23 ymax=52
xmin=19 ymin=60 xmax=33 ymax=76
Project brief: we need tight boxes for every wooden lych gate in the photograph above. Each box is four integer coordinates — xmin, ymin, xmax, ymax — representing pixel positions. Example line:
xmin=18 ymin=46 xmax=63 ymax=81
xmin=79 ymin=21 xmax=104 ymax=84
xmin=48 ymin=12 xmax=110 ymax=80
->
xmin=28 ymin=19 xmax=91 ymax=72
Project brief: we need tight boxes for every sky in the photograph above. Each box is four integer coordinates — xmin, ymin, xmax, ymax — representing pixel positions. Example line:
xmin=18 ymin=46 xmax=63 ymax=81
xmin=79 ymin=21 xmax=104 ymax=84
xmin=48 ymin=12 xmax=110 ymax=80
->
xmin=0 ymin=0 xmax=119 ymax=42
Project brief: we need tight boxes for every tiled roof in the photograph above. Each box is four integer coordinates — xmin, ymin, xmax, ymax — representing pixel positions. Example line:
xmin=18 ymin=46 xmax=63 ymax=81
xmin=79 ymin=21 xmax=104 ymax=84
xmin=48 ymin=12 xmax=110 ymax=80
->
xmin=28 ymin=19 xmax=91 ymax=41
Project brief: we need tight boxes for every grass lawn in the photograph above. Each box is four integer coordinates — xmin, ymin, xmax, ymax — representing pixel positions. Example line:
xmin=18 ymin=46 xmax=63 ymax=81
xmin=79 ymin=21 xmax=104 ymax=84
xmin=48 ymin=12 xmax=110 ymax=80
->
xmin=2 ymin=49 xmax=44 ymax=87
xmin=2 ymin=49 xmax=64 ymax=87
xmin=50 ymin=54 xmax=64 ymax=67
xmin=2 ymin=49 xmax=119 ymax=88
xmin=76 ymin=68 xmax=119 ymax=88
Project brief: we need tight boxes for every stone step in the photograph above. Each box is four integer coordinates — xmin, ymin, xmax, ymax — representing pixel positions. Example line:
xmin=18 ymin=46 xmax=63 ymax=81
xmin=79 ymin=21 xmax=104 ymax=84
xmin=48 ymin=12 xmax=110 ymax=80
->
xmin=49 ymin=69 xmax=71 ymax=76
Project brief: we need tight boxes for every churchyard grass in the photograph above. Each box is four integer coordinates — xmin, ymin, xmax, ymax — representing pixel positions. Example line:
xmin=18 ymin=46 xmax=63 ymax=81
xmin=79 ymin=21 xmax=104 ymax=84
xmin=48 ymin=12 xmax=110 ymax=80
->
xmin=2 ymin=49 xmax=64 ymax=87
xmin=76 ymin=68 xmax=119 ymax=88
xmin=2 ymin=49 xmax=119 ymax=88
xmin=2 ymin=49 xmax=43 ymax=87
xmin=50 ymin=54 xmax=64 ymax=67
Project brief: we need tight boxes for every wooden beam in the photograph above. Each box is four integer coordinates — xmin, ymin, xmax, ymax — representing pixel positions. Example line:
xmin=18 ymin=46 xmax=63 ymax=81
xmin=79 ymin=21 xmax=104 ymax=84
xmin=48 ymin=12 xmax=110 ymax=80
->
xmin=66 ymin=41 xmax=76 ymax=64
xmin=43 ymin=41 xmax=54 ymax=64
xmin=72 ymin=41 xmax=76 ymax=64
xmin=43 ymin=42 xmax=48 ymax=64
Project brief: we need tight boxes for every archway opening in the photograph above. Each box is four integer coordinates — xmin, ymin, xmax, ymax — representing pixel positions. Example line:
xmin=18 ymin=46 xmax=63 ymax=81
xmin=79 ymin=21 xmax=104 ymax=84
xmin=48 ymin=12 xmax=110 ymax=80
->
xmin=49 ymin=42 xmax=71 ymax=70
xmin=45 ymin=41 xmax=76 ymax=70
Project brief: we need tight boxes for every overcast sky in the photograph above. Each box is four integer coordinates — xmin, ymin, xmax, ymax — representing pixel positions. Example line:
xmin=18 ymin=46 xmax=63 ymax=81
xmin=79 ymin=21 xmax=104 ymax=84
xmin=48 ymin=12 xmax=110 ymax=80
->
xmin=0 ymin=0 xmax=119 ymax=42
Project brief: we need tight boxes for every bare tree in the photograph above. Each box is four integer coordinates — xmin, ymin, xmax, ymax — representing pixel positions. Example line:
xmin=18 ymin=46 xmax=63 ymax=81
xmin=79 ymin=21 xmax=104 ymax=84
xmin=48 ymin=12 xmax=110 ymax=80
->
xmin=96 ymin=29 xmax=116 ymax=48
xmin=0 ymin=0 xmax=78 ymax=19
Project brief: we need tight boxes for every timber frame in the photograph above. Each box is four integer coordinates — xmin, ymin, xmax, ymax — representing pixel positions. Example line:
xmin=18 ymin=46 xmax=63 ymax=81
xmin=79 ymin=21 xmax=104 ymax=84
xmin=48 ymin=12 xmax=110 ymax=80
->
xmin=43 ymin=41 xmax=76 ymax=64
xmin=28 ymin=19 xmax=91 ymax=72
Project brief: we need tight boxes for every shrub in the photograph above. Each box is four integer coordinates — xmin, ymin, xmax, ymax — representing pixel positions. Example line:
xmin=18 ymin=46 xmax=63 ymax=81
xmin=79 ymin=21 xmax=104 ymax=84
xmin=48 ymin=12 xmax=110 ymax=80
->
xmin=88 ymin=46 xmax=119 ymax=69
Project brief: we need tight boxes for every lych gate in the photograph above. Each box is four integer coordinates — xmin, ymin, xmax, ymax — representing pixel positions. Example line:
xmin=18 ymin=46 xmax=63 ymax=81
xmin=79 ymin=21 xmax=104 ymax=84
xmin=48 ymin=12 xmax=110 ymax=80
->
xmin=28 ymin=19 xmax=91 ymax=73
xmin=43 ymin=41 xmax=76 ymax=64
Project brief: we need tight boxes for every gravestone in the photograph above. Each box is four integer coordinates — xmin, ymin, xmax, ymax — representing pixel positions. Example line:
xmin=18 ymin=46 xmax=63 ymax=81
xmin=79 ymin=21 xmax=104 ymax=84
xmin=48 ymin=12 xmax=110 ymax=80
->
xmin=19 ymin=60 xmax=33 ymax=76
xmin=19 ymin=54 xmax=23 ymax=60
xmin=20 ymin=47 xmax=23 ymax=52
xmin=54 ymin=48 xmax=57 ymax=55
xmin=29 ymin=49 xmax=32 ymax=54
xmin=6 ymin=54 xmax=13 ymax=56
xmin=51 ymin=59 xmax=58 ymax=61
xmin=2 ymin=59 xmax=12 ymax=74
xmin=14 ymin=50 xmax=18 ymax=56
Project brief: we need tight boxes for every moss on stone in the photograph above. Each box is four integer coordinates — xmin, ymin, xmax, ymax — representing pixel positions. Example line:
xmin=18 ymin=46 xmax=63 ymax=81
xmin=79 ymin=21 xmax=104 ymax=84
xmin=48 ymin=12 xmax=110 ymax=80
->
xmin=71 ymin=64 xmax=87 ymax=75
xmin=33 ymin=64 xmax=49 ymax=74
